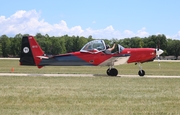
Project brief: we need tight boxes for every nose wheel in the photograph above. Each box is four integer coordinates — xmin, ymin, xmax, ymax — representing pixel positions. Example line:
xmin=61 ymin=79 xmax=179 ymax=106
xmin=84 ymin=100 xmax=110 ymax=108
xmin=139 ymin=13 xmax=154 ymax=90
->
xmin=138 ymin=70 xmax=145 ymax=76
xmin=107 ymin=68 xmax=118 ymax=76
xmin=137 ymin=63 xmax=145 ymax=76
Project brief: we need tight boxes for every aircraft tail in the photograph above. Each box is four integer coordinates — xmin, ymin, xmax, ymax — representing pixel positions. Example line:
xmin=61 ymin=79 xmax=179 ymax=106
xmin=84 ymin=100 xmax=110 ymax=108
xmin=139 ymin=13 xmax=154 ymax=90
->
xmin=20 ymin=36 xmax=44 ymax=68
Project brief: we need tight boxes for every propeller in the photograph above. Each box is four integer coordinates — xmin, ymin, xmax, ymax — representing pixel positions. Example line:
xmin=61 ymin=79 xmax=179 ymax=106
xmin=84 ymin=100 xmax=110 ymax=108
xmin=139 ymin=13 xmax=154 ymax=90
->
xmin=156 ymin=41 xmax=164 ymax=68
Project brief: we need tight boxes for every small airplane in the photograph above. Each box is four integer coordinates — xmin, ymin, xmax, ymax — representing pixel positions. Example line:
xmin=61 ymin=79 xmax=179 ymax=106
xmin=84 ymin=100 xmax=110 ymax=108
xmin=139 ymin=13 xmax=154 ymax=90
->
xmin=20 ymin=36 xmax=164 ymax=76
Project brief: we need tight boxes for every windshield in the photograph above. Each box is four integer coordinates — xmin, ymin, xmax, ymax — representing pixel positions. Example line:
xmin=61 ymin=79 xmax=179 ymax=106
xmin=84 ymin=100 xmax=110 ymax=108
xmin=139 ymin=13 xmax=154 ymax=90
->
xmin=118 ymin=44 xmax=124 ymax=53
xmin=80 ymin=40 xmax=106 ymax=52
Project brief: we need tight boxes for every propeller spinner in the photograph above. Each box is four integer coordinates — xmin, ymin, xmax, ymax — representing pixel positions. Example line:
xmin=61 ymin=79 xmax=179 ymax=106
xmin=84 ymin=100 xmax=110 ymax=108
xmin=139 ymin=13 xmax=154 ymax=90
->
xmin=156 ymin=49 xmax=164 ymax=56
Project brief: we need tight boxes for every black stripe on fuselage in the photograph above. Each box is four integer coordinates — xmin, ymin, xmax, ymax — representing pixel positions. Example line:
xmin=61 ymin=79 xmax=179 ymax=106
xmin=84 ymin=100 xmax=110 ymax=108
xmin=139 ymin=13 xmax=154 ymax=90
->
xmin=39 ymin=54 xmax=93 ymax=66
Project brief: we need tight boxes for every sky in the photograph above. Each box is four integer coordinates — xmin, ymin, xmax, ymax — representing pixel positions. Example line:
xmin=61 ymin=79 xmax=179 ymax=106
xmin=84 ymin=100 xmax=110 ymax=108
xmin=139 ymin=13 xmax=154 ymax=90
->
xmin=0 ymin=0 xmax=180 ymax=39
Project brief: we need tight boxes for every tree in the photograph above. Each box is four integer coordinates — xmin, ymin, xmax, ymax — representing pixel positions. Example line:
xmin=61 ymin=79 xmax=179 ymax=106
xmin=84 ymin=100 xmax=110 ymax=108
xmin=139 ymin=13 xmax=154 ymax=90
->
xmin=143 ymin=34 xmax=167 ymax=49
xmin=72 ymin=36 xmax=82 ymax=51
xmin=167 ymin=39 xmax=180 ymax=59
xmin=10 ymin=34 xmax=22 ymax=57
xmin=59 ymin=38 xmax=66 ymax=54
xmin=130 ymin=37 xmax=144 ymax=48
xmin=64 ymin=35 xmax=74 ymax=52
xmin=156 ymin=34 xmax=167 ymax=50
xmin=50 ymin=37 xmax=62 ymax=54
xmin=36 ymin=33 xmax=44 ymax=39
xmin=0 ymin=33 xmax=179 ymax=57
xmin=0 ymin=35 xmax=11 ymax=57
xmin=143 ymin=35 xmax=156 ymax=48
xmin=120 ymin=38 xmax=131 ymax=48
xmin=44 ymin=38 xmax=52 ymax=54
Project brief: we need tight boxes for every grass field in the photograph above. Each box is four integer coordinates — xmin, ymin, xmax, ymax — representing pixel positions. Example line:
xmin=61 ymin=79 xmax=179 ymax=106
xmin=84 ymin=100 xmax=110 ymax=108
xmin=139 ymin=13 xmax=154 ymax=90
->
xmin=0 ymin=59 xmax=180 ymax=114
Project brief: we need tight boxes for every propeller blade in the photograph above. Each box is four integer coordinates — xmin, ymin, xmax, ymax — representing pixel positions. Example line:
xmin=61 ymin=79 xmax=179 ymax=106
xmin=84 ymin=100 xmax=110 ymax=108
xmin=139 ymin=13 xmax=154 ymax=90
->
xmin=156 ymin=49 xmax=163 ymax=68
xmin=158 ymin=55 xmax=161 ymax=68
xmin=157 ymin=40 xmax=160 ymax=51
xmin=155 ymin=40 xmax=163 ymax=68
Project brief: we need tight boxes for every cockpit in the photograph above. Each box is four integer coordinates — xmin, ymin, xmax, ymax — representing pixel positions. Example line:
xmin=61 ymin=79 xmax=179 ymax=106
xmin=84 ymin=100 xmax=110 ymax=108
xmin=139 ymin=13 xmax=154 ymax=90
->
xmin=80 ymin=39 xmax=124 ymax=53
xmin=80 ymin=40 xmax=106 ymax=52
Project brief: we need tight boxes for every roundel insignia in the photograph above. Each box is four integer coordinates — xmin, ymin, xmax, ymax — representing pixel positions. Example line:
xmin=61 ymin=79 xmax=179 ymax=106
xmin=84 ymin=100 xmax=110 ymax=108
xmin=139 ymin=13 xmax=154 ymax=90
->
xmin=23 ymin=47 xmax=29 ymax=53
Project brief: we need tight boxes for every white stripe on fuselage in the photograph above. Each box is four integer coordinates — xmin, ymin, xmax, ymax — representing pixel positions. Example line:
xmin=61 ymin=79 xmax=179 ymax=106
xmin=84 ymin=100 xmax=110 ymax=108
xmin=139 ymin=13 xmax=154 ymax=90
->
xmin=99 ymin=56 xmax=130 ymax=66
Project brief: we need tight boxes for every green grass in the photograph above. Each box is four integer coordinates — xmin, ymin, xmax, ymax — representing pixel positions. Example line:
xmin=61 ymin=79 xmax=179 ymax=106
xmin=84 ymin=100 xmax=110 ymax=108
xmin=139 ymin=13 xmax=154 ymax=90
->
xmin=0 ymin=59 xmax=180 ymax=114
xmin=0 ymin=76 xmax=180 ymax=114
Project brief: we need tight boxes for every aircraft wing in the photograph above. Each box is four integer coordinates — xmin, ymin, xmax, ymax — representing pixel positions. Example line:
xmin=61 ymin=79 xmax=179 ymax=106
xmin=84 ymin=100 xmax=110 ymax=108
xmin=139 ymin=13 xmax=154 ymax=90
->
xmin=99 ymin=54 xmax=130 ymax=66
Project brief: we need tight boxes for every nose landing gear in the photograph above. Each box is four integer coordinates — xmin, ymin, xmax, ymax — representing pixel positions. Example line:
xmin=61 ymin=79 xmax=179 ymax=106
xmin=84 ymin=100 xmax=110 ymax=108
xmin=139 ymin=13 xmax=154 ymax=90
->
xmin=137 ymin=63 xmax=145 ymax=76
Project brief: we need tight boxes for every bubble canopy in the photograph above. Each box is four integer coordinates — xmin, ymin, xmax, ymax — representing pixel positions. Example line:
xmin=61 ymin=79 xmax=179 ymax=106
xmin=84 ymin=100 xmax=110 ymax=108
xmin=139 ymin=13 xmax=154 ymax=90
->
xmin=80 ymin=40 xmax=106 ymax=52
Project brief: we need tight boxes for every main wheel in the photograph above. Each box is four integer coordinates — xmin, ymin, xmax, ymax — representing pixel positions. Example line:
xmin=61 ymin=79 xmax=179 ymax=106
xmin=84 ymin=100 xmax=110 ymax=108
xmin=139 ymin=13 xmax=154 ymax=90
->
xmin=106 ymin=68 xmax=111 ymax=76
xmin=106 ymin=68 xmax=118 ymax=76
xmin=110 ymin=68 xmax=118 ymax=76
xmin=138 ymin=70 xmax=145 ymax=76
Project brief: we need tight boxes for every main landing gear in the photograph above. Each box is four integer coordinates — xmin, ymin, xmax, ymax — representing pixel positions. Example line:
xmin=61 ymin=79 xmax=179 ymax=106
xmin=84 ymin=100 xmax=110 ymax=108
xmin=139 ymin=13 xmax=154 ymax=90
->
xmin=106 ymin=68 xmax=118 ymax=76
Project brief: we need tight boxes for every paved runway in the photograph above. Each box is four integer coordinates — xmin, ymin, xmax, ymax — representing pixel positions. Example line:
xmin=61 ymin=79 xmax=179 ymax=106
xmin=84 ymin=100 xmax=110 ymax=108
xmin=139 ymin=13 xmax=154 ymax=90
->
xmin=0 ymin=73 xmax=180 ymax=78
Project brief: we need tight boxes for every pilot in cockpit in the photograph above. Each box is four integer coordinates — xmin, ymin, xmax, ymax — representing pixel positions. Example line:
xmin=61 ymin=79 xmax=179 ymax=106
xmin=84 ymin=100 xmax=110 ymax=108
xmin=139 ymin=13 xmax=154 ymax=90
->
xmin=105 ymin=43 xmax=116 ymax=54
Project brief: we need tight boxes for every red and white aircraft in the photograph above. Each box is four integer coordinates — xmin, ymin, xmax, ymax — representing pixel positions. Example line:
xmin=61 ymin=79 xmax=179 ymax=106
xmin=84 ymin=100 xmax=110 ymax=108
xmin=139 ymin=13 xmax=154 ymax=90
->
xmin=20 ymin=36 xmax=164 ymax=76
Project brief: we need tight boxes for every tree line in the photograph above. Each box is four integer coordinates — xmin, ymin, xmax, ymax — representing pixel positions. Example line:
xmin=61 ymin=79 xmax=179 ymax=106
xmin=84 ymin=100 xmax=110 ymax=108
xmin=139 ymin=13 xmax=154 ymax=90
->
xmin=0 ymin=33 xmax=180 ymax=59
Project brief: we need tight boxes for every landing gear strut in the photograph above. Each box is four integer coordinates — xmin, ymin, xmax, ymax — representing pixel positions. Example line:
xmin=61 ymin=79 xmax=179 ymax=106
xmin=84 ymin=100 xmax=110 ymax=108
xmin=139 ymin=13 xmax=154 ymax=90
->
xmin=137 ymin=63 xmax=145 ymax=76
xmin=106 ymin=68 xmax=118 ymax=76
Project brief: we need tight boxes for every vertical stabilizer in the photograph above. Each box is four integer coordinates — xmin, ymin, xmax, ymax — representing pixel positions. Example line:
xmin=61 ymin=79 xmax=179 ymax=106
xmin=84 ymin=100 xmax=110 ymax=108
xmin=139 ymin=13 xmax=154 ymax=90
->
xmin=20 ymin=36 xmax=44 ymax=67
